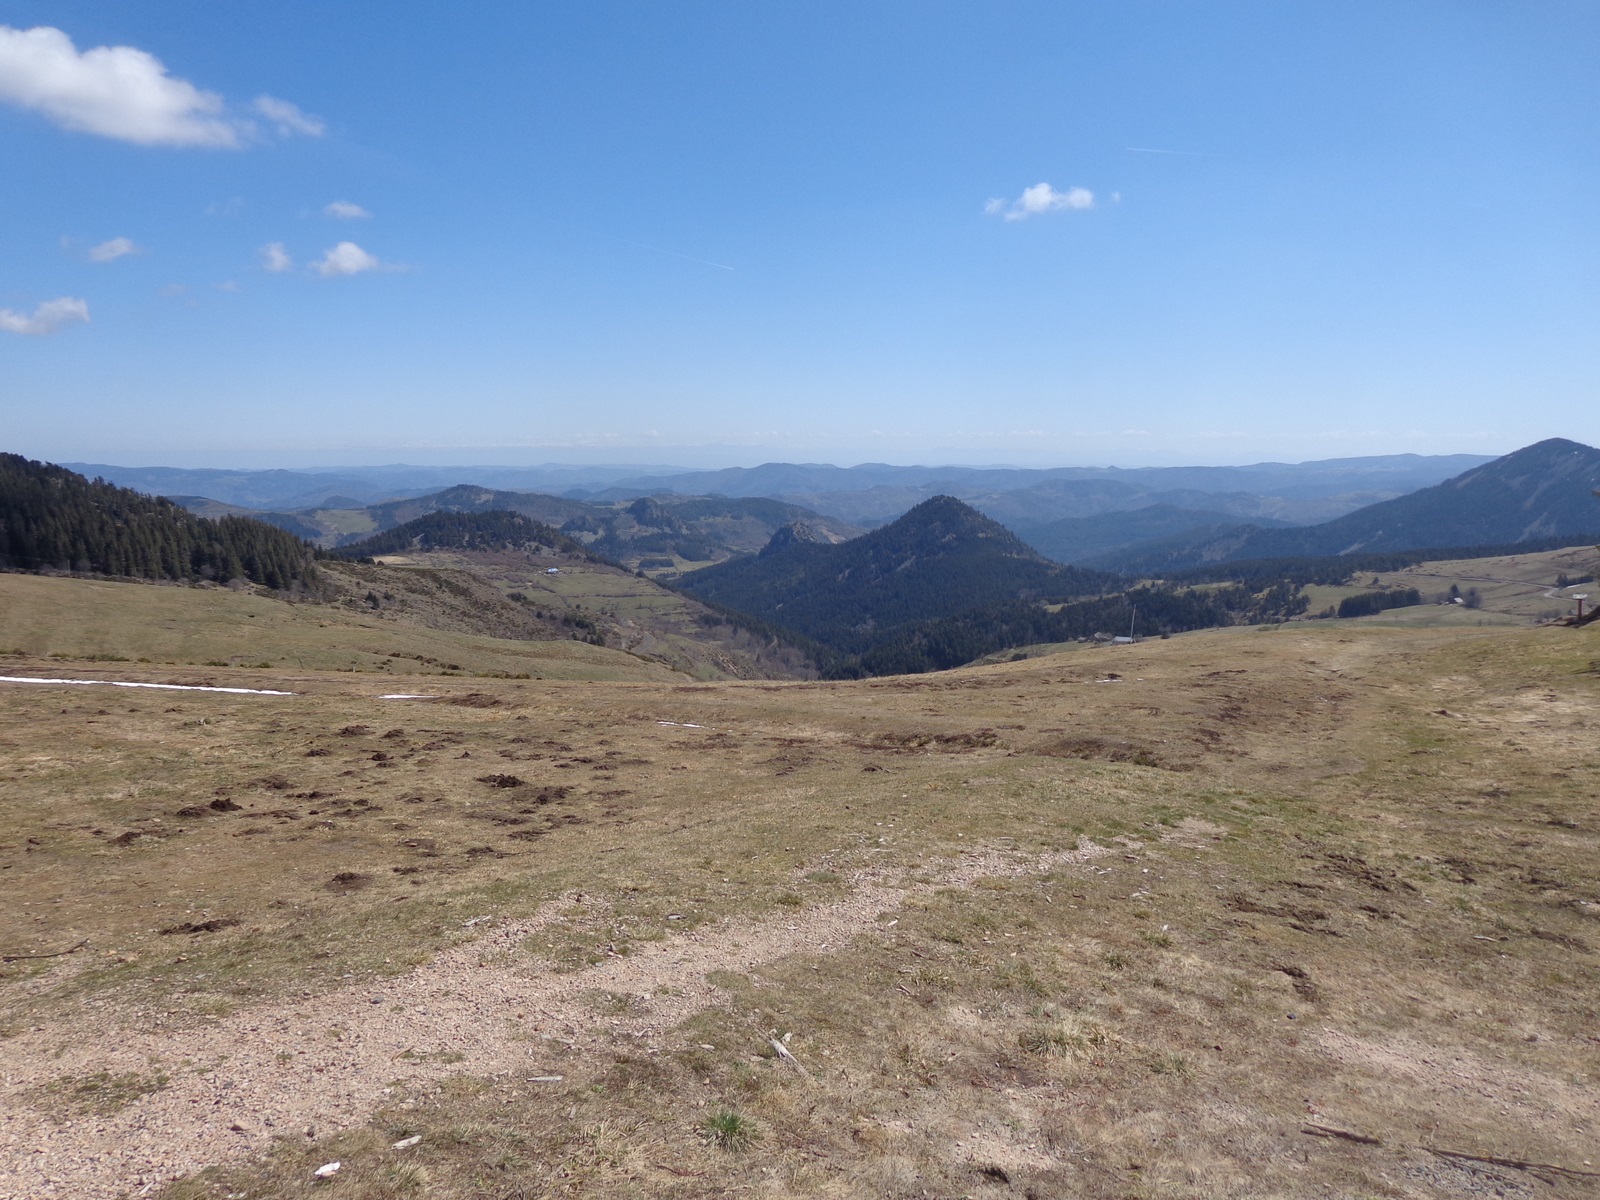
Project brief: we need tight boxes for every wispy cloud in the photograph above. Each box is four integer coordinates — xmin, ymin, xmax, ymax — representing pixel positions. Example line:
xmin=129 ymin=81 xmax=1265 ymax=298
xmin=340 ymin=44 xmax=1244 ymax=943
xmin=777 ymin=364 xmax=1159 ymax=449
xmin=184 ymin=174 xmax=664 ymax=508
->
xmin=252 ymin=95 xmax=324 ymax=138
xmin=259 ymin=242 xmax=292 ymax=273
xmin=984 ymin=182 xmax=1095 ymax=221
xmin=312 ymin=241 xmax=388 ymax=277
xmin=0 ymin=24 xmax=321 ymax=147
xmin=324 ymin=200 xmax=370 ymax=220
xmin=0 ymin=296 xmax=89 ymax=335
xmin=88 ymin=236 xmax=141 ymax=263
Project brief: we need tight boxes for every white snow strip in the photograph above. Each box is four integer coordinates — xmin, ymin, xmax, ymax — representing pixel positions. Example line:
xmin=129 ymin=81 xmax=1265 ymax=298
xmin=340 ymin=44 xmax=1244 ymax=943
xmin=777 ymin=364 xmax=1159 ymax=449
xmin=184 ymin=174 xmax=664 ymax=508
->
xmin=656 ymin=720 xmax=705 ymax=729
xmin=0 ymin=675 xmax=295 ymax=696
xmin=379 ymin=694 xmax=436 ymax=700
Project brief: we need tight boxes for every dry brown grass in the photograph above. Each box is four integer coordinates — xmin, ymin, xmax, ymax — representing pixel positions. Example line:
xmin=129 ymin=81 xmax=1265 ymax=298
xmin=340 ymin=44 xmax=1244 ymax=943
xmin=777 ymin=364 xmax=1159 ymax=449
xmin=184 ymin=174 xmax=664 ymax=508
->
xmin=1 ymin=595 xmax=1598 ymax=1198
xmin=0 ymin=570 xmax=681 ymax=681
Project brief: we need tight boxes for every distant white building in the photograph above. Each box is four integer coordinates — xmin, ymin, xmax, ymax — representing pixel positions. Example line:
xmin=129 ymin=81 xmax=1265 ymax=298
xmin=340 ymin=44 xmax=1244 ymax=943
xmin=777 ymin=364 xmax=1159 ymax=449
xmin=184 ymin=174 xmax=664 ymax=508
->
xmin=545 ymin=567 xmax=561 ymax=575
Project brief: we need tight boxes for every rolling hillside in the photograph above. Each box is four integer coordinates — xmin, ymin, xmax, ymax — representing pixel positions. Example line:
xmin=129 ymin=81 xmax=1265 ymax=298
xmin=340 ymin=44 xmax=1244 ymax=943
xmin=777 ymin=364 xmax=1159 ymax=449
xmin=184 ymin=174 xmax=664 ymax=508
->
xmin=174 ymin=487 xmax=861 ymax=574
xmin=334 ymin=511 xmax=822 ymax=680
xmin=1091 ymin=438 xmax=1600 ymax=573
xmin=1015 ymin=503 xmax=1294 ymax=565
xmin=677 ymin=496 xmax=1117 ymax=650
xmin=0 ymin=455 xmax=318 ymax=591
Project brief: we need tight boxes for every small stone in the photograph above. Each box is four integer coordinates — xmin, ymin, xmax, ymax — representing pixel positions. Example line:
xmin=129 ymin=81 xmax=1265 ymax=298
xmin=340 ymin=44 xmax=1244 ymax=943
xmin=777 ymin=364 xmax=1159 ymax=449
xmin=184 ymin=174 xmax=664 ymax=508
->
xmin=313 ymin=1161 xmax=340 ymax=1178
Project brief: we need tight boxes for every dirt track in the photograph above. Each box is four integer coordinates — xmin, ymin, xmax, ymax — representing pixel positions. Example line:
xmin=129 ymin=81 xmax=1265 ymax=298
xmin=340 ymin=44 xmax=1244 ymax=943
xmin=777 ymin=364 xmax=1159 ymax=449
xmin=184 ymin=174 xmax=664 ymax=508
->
xmin=0 ymin=842 xmax=1106 ymax=1199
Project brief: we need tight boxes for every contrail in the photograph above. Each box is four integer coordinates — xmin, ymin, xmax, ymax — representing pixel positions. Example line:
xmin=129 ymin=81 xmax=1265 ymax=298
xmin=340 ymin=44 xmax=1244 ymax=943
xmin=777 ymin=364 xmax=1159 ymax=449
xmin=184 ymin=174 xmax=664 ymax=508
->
xmin=609 ymin=236 xmax=735 ymax=271
xmin=1125 ymin=146 xmax=1217 ymax=157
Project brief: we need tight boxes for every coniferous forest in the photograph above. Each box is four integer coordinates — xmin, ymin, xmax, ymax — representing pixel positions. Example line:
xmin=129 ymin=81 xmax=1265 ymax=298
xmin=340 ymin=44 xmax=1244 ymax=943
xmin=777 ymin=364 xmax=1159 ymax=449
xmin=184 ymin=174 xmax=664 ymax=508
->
xmin=332 ymin=510 xmax=598 ymax=561
xmin=0 ymin=454 xmax=317 ymax=590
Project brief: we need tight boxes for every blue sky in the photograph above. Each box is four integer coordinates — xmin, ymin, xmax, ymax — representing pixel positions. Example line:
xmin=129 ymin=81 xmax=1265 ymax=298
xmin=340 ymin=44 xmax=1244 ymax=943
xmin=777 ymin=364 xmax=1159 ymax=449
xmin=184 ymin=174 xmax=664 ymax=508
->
xmin=3 ymin=1 xmax=1598 ymax=468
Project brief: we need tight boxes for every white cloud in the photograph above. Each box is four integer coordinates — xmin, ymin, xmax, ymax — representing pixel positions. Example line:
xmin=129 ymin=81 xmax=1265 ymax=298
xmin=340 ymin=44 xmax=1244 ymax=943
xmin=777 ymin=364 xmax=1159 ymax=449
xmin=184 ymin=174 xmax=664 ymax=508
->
xmin=259 ymin=242 xmax=292 ymax=273
xmin=0 ymin=296 xmax=89 ymax=335
xmin=312 ymin=241 xmax=384 ymax=277
xmin=88 ymin=236 xmax=140 ymax=262
xmin=252 ymin=94 xmax=324 ymax=137
xmin=0 ymin=25 xmax=322 ymax=147
xmin=0 ymin=24 xmax=237 ymax=146
xmin=324 ymin=200 xmax=370 ymax=220
xmin=985 ymin=182 xmax=1095 ymax=221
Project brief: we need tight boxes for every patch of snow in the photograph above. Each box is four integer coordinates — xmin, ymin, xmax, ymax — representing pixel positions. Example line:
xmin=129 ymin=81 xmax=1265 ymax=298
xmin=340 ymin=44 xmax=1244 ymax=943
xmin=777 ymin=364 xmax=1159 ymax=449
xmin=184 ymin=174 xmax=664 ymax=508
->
xmin=0 ymin=675 xmax=295 ymax=696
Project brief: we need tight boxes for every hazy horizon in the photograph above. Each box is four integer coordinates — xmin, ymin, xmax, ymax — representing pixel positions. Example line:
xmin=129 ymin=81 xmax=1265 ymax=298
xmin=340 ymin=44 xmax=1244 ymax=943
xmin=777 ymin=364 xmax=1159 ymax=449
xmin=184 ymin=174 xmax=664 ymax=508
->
xmin=54 ymin=443 xmax=1511 ymax=477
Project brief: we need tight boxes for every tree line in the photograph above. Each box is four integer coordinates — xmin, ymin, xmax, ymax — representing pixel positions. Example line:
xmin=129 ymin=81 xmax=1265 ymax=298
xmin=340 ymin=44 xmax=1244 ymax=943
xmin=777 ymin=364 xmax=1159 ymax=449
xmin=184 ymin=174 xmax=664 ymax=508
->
xmin=333 ymin=510 xmax=599 ymax=561
xmin=822 ymin=582 xmax=1310 ymax=678
xmin=0 ymin=453 xmax=317 ymax=590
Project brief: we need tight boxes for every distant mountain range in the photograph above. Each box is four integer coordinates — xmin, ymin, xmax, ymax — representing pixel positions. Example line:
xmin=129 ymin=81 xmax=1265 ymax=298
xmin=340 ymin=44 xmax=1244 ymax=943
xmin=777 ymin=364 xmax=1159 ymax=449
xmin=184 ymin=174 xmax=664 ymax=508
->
xmin=569 ymin=454 xmax=1497 ymax=533
xmin=61 ymin=462 xmax=695 ymax=510
xmin=58 ymin=442 xmax=1599 ymax=581
xmin=173 ymin=485 xmax=862 ymax=573
xmin=17 ymin=439 xmax=1600 ymax=679
xmin=80 ymin=450 xmax=1500 ymax=570
xmin=675 ymin=496 xmax=1317 ymax=676
xmin=570 ymin=454 xmax=1497 ymax=503
xmin=676 ymin=496 xmax=1116 ymax=650
xmin=1089 ymin=438 xmax=1600 ymax=573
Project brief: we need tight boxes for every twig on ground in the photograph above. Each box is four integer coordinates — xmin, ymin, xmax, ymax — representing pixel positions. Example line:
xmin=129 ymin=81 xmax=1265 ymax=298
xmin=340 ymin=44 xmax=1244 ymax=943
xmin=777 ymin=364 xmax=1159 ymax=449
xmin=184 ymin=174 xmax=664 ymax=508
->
xmin=1424 ymin=1146 xmax=1600 ymax=1183
xmin=1302 ymin=1125 xmax=1383 ymax=1145
xmin=653 ymin=1163 xmax=704 ymax=1177
xmin=1300 ymin=1124 xmax=1600 ymax=1183
xmin=1 ymin=937 xmax=88 ymax=962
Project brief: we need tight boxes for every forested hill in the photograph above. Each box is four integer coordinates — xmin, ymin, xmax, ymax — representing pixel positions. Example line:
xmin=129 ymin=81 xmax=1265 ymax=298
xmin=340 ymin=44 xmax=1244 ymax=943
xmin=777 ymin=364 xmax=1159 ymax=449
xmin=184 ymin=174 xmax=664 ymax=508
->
xmin=677 ymin=495 xmax=1119 ymax=648
xmin=332 ymin=510 xmax=599 ymax=561
xmin=1089 ymin=438 xmax=1600 ymax=574
xmin=0 ymin=454 xmax=318 ymax=589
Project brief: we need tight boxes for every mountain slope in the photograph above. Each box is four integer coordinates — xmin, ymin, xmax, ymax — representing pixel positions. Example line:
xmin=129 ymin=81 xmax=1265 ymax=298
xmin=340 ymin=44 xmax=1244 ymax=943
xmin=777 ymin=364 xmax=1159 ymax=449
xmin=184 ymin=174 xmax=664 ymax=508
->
xmin=1090 ymin=439 xmax=1600 ymax=573
xmin=677 ymin=496 xmax=1117 ymax=649
xmin=1015 ymin=504 xmax=1294 ymax=565
xmin=189 ymin=485 xmax=861 ymax=572
xmin=0 ymin=454 xmax=318 ymax=590
xmin=331 ymin=510 xmax=598 ymax=561
xmin=333 ymin=511 xmax=822 ymax=680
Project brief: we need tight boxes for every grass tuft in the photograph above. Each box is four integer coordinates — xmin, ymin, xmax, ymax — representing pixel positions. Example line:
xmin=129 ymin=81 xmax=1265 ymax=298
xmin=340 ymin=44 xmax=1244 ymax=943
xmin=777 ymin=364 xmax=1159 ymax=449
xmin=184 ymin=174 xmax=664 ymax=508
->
xmin=702 ymin=1108 xmax=759 ymax=1151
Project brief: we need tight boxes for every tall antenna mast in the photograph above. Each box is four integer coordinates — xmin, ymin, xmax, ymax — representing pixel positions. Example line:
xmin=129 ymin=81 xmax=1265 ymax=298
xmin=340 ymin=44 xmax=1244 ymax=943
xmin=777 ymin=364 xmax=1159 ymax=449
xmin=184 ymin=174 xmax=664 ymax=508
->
xmin=1129 ymin=606 xmax=1136 ymax=641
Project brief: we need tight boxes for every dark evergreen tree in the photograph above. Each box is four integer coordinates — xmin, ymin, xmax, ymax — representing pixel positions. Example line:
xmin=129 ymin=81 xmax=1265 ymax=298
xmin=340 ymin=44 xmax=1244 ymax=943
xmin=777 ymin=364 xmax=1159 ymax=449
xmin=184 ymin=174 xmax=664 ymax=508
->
xmin=0 ymin=453 xmax=318 ymax=589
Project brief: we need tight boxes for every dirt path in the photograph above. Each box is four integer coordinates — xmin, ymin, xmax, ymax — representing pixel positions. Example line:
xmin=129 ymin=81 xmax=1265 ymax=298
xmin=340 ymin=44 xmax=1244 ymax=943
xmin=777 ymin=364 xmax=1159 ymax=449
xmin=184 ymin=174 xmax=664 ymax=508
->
xmin=0 ymin=841 xmax=1106 ymax=1199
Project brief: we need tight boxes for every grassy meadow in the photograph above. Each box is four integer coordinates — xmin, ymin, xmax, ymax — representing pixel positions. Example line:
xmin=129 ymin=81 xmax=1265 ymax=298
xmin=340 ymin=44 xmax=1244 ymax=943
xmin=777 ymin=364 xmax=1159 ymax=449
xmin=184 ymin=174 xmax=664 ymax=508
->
xmin=0 ymin=571 xmax=680 ymax=683
xmin=1 ymin=575 xmax=1598 ymax=1197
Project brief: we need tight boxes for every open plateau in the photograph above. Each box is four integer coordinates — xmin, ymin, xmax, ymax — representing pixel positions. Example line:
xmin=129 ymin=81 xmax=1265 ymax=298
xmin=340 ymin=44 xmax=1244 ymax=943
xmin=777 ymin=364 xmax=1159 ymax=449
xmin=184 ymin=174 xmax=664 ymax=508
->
xmin=2 ymin=442 xmax=1599 ymax=1200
